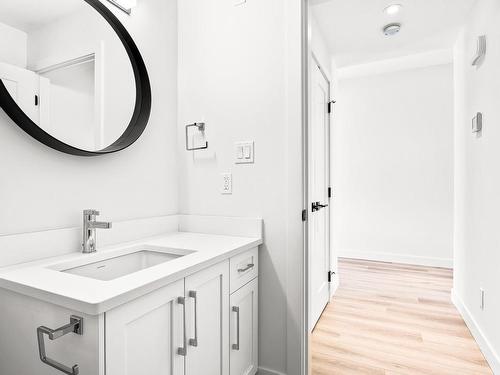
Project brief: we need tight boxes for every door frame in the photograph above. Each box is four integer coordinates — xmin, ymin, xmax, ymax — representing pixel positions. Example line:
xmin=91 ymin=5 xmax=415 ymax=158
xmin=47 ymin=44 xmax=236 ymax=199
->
xmin=308 ymin=53 xmax=332 ymax=332
xmin=284 ymin=1 xmax=311 ymax=374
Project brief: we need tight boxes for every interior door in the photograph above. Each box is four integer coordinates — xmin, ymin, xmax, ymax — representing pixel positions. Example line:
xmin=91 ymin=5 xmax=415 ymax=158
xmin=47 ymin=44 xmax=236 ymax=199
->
xmin=309 ymin=62 xmax=331 ymax=330
xmin=0 ymin=62 xmax=40 ymax=124
xmin=105 ymin=279 xmax=185 ymax=375
xmin=185 ymin=261 xmax=229 ymax=375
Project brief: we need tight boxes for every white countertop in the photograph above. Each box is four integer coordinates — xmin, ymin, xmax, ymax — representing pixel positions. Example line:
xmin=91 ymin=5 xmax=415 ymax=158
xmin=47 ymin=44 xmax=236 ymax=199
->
xmin=0 ymin=231 xmax=262 ymax=315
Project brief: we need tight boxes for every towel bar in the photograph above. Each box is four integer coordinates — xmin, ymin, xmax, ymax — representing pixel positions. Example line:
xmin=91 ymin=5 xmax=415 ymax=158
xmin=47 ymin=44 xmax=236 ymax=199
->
xmin=185 ymin=122 xmax=208 ymax=151
xmin=37 ymin=315 xmax=83 ymax=375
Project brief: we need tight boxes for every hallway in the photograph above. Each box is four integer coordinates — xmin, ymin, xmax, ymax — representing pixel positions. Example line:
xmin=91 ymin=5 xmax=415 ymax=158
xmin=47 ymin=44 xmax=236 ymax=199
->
xmin=311 ymin=259 xmax=492 ymax=375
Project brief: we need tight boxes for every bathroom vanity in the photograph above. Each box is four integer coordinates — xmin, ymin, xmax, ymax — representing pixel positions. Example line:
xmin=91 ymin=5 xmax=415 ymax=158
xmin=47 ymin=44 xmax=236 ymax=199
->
xmin=0 ymin=218 xmax=261 ymax=375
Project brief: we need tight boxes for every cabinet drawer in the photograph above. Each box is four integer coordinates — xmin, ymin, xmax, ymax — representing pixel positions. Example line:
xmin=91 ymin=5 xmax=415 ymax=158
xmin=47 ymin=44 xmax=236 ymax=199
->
xmin=230 ymin=248 xmax=258 ymax=293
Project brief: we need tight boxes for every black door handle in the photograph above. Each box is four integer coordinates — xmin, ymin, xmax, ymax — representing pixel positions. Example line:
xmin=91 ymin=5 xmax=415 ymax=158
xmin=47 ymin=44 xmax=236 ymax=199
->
xmin=311 ymin=202 xmax=329 ymax=212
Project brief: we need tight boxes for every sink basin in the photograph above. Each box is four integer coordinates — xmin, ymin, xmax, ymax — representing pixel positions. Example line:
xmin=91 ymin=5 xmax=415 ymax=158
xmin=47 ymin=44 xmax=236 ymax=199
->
xmin=61 ymin=248 xmax=191 ymax=281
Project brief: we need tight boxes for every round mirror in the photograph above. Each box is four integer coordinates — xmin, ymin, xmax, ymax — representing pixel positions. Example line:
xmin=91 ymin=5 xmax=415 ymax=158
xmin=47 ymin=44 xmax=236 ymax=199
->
xmin=0 ymin=0 xmax=151 ymax=156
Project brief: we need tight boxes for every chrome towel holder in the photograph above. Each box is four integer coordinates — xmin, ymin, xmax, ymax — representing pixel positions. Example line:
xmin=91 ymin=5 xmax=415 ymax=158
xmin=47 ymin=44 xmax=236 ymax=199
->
xmin=37 ymin=315 xmax=83 ymax=375
xmin=185 ymin=122 xmax=208 ymax=151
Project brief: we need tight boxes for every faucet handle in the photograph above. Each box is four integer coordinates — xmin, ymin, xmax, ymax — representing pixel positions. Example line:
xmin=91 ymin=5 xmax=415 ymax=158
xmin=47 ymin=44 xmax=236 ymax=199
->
xmin=83 ymin=209 xmax=100 ymax=216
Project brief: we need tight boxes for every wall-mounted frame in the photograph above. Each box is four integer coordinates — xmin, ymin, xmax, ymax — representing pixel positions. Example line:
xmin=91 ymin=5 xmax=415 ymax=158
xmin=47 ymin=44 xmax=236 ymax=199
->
xmin=0 ymin=0 xmax=151 ymax=156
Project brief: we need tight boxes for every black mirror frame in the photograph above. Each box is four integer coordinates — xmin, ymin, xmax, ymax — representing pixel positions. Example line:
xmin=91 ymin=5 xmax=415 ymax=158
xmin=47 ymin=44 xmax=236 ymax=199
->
xmin=0 ymin=0 xmax=151 ymax=156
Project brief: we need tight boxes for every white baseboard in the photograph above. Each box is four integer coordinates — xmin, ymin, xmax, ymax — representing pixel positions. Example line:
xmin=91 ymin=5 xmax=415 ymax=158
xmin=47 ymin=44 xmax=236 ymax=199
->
xmin=452 ymin=289 xmax=500 ymax=374
xmin=258 ymin=367 xmax=287 ymax=375
xmin=338 ymin=249 xmax=453 ymax=268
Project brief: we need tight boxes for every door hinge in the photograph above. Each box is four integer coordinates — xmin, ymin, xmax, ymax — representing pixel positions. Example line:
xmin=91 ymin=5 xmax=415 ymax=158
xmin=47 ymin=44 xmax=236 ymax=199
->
xmin=328 ymin=271 xmax=335 ymax=283
xmin=328 ymin=187 xmax=332 ymax=199
xmin=328 ymin=100 xmax=336 ymax=114
xmin=302 ymin=209 xmax=307 ymax=222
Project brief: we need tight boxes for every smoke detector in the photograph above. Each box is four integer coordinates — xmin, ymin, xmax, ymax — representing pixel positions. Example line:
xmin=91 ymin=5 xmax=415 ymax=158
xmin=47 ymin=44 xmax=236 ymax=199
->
xmin=383 ymin=23 xmax=401 ymax=36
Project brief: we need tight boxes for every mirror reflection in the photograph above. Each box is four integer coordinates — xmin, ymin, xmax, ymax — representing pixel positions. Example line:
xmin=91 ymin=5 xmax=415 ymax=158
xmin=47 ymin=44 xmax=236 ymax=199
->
xmin=0 ymin=0 xmax=136 ymax=151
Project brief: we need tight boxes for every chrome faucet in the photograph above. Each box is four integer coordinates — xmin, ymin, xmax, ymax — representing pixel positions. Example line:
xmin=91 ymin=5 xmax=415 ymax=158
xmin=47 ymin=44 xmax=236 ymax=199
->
xmin=82 ymin=209 xmax=112 ymax=253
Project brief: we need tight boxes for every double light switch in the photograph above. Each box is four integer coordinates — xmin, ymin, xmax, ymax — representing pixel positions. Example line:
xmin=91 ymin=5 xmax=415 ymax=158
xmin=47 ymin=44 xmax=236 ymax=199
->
xmin=235 ymin=141 xmax=254 ymax=164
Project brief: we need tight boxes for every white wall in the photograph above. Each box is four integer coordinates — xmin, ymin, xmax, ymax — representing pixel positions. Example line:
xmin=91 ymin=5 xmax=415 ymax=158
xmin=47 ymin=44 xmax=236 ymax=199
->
xmin=178 ymin=0 xmax=303 ymax=373
xmin=333 ymin=63 xmax=454 ymax=267
xmin=0 ymin=22 xmax=27 ymax=68
xmin=453 ymin=0 xmax=500 ymax=371
xmin=0 ymin=0 xmax=178 ymax=236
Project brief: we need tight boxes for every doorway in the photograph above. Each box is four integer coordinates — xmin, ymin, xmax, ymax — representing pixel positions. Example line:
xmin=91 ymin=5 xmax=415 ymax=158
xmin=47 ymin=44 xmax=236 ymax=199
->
xmin=305 ymin=0 xmax=495 ymax=373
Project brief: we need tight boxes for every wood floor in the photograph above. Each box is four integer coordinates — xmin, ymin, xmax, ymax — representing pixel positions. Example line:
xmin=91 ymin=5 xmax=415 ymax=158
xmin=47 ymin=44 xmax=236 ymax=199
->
xmin=311 ymin=258 xmax=492 ymax=375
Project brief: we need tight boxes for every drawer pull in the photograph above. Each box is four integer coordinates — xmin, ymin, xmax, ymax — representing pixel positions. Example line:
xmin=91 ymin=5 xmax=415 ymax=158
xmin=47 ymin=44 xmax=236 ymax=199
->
xmin=237 ymin=263 xmax=255 ymax=273
xmin=37 ymin=315 xmax=83 ymax=375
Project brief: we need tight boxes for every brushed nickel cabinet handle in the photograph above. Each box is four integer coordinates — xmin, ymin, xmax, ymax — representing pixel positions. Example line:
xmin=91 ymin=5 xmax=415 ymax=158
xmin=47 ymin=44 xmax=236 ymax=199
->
xmin=189 ymin=291 xmax=198 ymax=347
xmin=232 ymin=306 xmax=240 ymax=350
xmin=177 ymin=297 xmax=187 ymax=356
xmin=237 ymin=263 xmax=255 ymax=273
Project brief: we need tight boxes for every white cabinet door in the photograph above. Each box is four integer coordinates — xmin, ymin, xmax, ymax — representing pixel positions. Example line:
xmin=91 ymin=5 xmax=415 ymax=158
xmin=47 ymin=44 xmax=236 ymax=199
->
xmin=230 ymin=279 xmax=258 ymax=375
xmin=105 ymin=280 xmax=185 ymax=375
xmin=185 ymin=261 xmax=230 ymax=375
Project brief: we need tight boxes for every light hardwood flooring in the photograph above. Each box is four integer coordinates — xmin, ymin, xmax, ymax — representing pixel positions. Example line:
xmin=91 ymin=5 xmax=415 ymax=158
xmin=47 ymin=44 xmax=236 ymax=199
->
xmin=311 ymin=258 xmax=492 ymax=375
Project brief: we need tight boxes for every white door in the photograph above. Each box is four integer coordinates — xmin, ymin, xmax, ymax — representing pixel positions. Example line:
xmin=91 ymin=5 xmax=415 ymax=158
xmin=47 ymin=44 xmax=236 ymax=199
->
xmin=0 ymin=62 xmax=40 ymax=124
xmin=230 ymin=278 xmax=258 ymax=375
xmin=105 ymin=279 xmax=185 ymax=375
xmin=309 ymin=62 xmax=331 ymax=330
xmin=185 ymin=261 xmax=230 ymax=375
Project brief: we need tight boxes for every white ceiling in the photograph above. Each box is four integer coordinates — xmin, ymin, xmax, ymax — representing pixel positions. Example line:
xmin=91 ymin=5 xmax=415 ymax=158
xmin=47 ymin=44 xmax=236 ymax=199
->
xmin=0 ymin=0 xmax=84 ymax=33
xmin=311 ymin=0 xmax=477 ymax=67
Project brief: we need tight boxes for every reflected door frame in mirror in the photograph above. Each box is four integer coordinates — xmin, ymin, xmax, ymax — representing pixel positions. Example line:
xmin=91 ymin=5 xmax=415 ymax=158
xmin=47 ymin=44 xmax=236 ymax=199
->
xmin=0 ymin=0 xmax=151 ymax=156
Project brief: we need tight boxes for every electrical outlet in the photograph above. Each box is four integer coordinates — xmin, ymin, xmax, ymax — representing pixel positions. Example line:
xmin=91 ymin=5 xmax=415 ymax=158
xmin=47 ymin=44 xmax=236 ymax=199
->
xmin=221 ymin=173 xmax=232 ymax=194
xmin=480 ymin=288 xmax=485 ymax=310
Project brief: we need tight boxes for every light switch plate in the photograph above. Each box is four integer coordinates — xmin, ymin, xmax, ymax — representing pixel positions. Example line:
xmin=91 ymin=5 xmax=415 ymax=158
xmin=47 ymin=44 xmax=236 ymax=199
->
xmin=235 ymin=141 xmax=254 ymax=164
xmin=221 ymin=173 xmax=232 ymax=194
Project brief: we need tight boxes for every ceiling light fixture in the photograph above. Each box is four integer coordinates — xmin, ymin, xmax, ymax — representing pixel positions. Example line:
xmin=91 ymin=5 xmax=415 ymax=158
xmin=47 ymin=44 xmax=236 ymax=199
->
xmin=383 ymin=23 xmax=402 ymax=36
xmin=384 ymin=4 xmax=402 ymax=15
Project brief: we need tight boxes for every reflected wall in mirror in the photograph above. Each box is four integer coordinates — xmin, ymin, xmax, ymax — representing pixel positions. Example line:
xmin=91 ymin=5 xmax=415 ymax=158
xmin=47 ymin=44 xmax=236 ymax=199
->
xmin=0 ymin=0 xmax=151 ymax=155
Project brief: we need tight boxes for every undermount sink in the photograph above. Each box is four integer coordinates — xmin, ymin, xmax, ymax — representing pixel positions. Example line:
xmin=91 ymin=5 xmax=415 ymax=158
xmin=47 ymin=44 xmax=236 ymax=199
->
xmin=61 ymin=247 xmax=193 ymax=281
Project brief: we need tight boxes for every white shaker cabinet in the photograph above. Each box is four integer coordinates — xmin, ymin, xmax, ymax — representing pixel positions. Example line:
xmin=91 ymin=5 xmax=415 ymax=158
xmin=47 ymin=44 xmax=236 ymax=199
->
xmin=105 ymin=260 xmax=230 ymax=375
xmin=0 ymin=248 xmax=257 ymax=375
xmin=106 ymin=279 xmax=185 ymax=375
xmin=230 ymin=278 xmax=258 ymax=375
